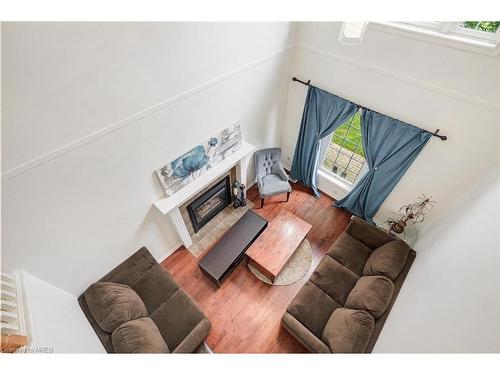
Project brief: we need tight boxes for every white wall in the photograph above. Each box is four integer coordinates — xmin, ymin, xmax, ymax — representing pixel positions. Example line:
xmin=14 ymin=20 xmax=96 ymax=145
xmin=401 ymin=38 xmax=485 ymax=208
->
xmin=20 ymin=270 xmax=105 ymax=353
xmin=374 ymin=167 xmax=500 ymax=353
xmin=281 ymin=22 xmax=500 ymax=223
xmin=1 ymin=22 xmax=295 ymax=295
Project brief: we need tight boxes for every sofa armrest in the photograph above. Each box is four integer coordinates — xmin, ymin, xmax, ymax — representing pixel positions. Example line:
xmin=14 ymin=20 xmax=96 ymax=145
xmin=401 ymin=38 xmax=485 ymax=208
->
xmin=346 ymin=217 xmax=395 ymax=249
xmin=172 ymin=318 xmax=212 ymax=353
xmin=282 ymin=313 xmax=330 ymax=353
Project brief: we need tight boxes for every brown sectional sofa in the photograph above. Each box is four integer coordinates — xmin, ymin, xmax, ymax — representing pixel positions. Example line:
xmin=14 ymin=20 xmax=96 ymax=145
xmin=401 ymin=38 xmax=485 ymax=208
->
xmin=282 ymin=217 xmax=415 ymax=353
xmin=79 ymin=247 xmax=211 ymax=353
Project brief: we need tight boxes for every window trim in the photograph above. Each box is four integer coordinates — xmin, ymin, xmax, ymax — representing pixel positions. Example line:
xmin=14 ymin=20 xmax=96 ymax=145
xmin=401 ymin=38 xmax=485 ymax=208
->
xmin=370 ymin=22 xmax=500 ymax=57
xmin=317 ymin=168 xmax=353 ymax=195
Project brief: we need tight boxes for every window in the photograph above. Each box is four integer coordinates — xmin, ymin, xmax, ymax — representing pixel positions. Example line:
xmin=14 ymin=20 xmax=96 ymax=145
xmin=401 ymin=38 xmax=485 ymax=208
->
xmin=320 ymin=111 xmax=366 ymax=184
xmin=458 ymin=21 xmax=500 ymax=33
xmin=339 ymin=22 xmax=368 ymax=44
xmin=400 ymin=21 xmax=500 ymax=43
xmin=454 ymin=21 xmax=500 ymax=42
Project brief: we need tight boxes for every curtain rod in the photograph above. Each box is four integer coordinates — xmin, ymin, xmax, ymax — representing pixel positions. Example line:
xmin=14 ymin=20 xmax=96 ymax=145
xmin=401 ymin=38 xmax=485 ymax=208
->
xmin=292 ymin=77 xmax=447 ymax=141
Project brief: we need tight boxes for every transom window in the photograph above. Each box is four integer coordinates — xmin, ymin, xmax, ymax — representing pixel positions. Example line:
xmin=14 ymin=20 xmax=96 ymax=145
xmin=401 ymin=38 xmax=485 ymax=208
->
xmin=459 ymin=21 xmax=500 ymax=33
xmin=320 ymin=111 xmax=366 ymax=184
xmin=400 ymin=21 xmax=500 ymax=43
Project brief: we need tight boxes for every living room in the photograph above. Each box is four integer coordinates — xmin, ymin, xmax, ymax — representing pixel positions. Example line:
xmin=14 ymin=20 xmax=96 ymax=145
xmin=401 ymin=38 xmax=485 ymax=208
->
xmin=1 ymin=1 xmax=499 ymax=373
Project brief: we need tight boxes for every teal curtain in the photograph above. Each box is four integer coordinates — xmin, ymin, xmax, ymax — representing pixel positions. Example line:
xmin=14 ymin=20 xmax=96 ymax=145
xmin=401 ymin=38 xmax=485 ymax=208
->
xmin=335 ymin=109 xmax=432 ymax=222
xmin=290 ymin=86 xmax=358 ymax=197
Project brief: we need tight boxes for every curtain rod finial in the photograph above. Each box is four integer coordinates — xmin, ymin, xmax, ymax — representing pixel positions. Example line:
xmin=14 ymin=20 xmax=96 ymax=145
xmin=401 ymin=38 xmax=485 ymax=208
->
xmin=432 ymin=129 xmax=447 ymax=141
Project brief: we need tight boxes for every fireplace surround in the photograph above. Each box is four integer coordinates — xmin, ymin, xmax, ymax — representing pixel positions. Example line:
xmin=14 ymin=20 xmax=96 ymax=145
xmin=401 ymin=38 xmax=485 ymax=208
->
xmin=187 ymin=176 xmax=231 ymax=233
xmin=153 ymin=140 xmax=255 ymax=250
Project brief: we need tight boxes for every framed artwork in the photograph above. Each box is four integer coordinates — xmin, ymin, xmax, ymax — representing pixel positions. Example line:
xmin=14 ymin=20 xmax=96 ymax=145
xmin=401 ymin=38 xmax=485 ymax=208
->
xmin=155 ymin=122 xmax=242 ymax=196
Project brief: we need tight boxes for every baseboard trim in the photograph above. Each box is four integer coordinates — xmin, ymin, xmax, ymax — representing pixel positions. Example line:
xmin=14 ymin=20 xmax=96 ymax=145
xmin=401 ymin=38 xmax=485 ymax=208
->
xmin=156 ymin=241 xmax=183 ymax=264
xmin=2 ymin=45 xmax=294 ymax=182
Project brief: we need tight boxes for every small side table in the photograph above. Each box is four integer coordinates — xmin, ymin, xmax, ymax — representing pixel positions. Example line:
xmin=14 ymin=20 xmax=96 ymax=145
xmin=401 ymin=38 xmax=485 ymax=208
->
xmin=375 ymin=211 xmax=418 ymax=246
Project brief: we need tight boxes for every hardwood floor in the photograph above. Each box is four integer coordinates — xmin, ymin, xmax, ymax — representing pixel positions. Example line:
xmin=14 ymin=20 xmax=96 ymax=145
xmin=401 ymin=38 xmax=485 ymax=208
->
xmin=161 ymin=182 xmax=351 ymax=353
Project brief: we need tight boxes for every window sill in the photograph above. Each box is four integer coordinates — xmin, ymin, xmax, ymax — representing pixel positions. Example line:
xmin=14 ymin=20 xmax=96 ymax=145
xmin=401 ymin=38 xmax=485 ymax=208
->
xmin=317 ymin=169 xmax=352 ymax=200
xmin=370 ymin=22 xmax=500 ymax=57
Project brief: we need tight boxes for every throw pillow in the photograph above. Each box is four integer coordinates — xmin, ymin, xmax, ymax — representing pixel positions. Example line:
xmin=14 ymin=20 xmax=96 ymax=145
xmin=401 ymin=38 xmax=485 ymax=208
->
xmin=112 ymin=317 xmax=169 ymax=353
xmin=321 ymin=308 xmax=374 ymax=353
xmin=345 ymin=276 xmax=394 ymax=318
xmin=363 ymin=240 xmax=410 ymax=280
xmin=85 ymin=281 xmax=148 ymax=333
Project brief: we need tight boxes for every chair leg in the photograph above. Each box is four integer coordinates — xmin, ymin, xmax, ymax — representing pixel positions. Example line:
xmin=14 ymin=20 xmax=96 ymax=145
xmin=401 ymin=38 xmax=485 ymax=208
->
xmin=286 ymin=191 xmax=290 ymax=202
xmin=261 ymin=198 xmax=264 ymax=208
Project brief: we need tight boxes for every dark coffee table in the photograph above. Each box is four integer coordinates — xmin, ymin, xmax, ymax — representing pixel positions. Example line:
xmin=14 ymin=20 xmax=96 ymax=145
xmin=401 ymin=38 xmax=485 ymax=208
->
xmin=198 ymin=210 xmax=268 ymax=287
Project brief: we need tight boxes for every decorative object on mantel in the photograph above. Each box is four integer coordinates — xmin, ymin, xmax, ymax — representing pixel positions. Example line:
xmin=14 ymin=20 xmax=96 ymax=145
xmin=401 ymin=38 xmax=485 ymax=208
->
xmin=155 ymin=123 xmax=242 ymax=196
xmin=232 ymin=180 xmax=247 ymax=208
xmin=387 ymin=194 xmax=436 ymax=234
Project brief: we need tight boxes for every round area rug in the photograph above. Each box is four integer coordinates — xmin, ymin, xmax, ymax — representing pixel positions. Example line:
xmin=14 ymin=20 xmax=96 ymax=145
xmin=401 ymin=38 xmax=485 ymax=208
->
xmin=247 ymin=239 xmax=312 ymax=286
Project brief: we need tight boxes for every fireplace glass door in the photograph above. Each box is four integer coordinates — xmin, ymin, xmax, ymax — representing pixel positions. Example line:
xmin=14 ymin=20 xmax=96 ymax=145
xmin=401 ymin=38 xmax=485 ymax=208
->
xmin=187 ymin=176 xmax=231 ymax=233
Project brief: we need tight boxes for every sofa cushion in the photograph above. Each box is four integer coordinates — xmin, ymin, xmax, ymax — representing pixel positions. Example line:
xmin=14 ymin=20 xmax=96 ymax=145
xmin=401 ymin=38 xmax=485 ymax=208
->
xmin=345 ymin=276 xmax=394 ymax=318
xmin=259 ymin=174 xmax=292 ymax=197
xmin=286 ymin=281 xmax=341 ymax=338
xmin=151 ymin=289 xmax=206 ymax=351
xmin=132 ymin=265 xmax=179 ymax=314
xmin=85 ymin=282 xmax=148 ymax=333
xmin=321 ymin=308 xmax=374 ymax=353
xmin=363 ymin=240 xmax=410 ymax=281
xmin=327 ymin=232 xmax=373 ymax=276
xmin=310 ymin=256 xmax=359 ymax=305
xmin=112 ymin=317 xmax=169 ymax=353
xmin=100 ymin=247 xmax=158 ymax=287
xmin=346 ymin=217 xmax=394 ymax=249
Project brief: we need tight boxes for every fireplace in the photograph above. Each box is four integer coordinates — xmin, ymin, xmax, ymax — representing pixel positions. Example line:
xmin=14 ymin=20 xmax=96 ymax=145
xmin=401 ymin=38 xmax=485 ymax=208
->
xmin=187 ymin=176 xmax=231 ymax=233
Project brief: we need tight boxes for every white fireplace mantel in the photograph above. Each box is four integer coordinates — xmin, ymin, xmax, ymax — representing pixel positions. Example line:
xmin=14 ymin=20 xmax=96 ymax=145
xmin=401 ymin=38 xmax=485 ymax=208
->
xmin=153 ymin=140 xmax=256 ymax=249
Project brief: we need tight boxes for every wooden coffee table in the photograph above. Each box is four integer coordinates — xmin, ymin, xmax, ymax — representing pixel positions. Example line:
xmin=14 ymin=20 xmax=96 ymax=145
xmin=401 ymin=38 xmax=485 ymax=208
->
xmin=246 ymin=209 xmax=312 ymax=282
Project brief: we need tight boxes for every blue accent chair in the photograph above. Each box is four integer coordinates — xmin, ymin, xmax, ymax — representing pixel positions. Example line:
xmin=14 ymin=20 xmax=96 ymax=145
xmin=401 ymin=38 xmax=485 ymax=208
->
xmin=254 ymin=148 xmax=292 ymax=208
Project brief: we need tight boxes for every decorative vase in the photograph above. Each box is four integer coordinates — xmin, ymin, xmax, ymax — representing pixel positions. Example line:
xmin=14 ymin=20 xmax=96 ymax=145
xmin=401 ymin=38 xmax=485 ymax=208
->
xmin=390 ymin=219 xmax=407 ymax=234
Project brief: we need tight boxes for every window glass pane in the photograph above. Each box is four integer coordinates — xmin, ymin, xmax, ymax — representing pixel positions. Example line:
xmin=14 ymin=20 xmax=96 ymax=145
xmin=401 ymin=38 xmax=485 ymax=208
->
xmin=332 ymin=135 xmax=343 ymax=147
xmin=353 ymin=145 xmax=365 ymax=159
xmin=351 ymin=113 xmax=361 ymax=129
xmin=348 ymin=159 xmax=364 ymax=171
xmin=321 ymin=112 xmax=366 ymax=183
xmin=459 ymin=21 xmax=500 ymax=33
xmin=339 ymin=148 xmax=354 ymax=160
xmin=345 ymin=169 xmax=358 ymax=182
xmin=333 ymin=123 xmax=349 ymax=141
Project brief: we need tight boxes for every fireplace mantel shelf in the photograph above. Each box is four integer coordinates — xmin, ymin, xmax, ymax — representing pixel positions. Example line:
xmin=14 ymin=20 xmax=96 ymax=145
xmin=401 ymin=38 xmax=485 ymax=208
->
xmin=153 ymin=140 xmax=256 ymax=249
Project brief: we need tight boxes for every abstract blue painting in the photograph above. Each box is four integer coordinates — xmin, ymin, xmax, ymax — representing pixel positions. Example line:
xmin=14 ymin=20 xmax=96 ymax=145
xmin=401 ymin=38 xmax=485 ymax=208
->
xmin=155 ymin=123 xmax=242 ymax=196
